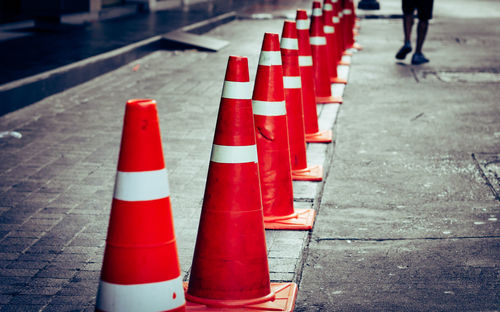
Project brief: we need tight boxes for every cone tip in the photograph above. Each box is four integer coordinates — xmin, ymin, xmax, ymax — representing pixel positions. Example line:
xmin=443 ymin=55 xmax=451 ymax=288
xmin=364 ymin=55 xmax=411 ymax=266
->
xmin=126 ymin=99 xmax=157 ymax=108
xmin=282 ymin=20 xmax=298 ymax=39
xmin=312 ymin=1 xmax=321 ymax=8
xmin=262 ymin=33 xmax=281 ymax=52
xmin=296 ymin=9 xmax=308 ymax=20
xmin=225 ymin=55 xmax=250 ymax=82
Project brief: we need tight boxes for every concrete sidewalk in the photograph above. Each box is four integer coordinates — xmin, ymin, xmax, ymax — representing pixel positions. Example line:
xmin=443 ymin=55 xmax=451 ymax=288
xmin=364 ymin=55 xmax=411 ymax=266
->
xmin=297 ymin=0 xmax=500 ymax=310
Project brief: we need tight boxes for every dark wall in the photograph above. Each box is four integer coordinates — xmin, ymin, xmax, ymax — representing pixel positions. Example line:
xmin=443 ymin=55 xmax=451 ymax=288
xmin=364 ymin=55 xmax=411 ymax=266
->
xmin=0 ymin=0 xmax=90 ymax=23
xmin=0 ymin=0 xmax=23 ymax=23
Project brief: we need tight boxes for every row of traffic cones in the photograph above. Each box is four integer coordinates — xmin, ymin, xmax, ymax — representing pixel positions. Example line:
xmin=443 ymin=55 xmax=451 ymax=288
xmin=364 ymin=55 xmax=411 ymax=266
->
xmin=95 ymin=0 xmax=361 ymax=311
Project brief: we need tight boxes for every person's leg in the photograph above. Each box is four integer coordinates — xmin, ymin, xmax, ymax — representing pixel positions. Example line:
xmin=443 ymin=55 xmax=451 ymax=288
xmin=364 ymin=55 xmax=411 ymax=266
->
xmin=415 ymin=19 xmax=429 ymax=54
xmin=403 ymin=14 xmax=414 ymax=45
xmin=411 ymin=0 xmax=433 ymax=64
xmin=396 ymin=0 xmax=415 ymax=60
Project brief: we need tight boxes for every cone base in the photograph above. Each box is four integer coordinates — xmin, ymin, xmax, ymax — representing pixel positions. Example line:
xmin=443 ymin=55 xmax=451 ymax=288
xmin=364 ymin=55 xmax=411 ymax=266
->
xmin=184 ymin=282 xmax=297 ymax=311
xmin=330 ymin=77 xmax=347 ymax=84
xmin=352 ymin=42 xmax=363 ymax=50
xmin=292 ymin=165 xmax=323 ymax=181
xmin=305 ymin=129 xmax=333 ymax=143
xmin=316 ymin=95 xmax=343 ymax=104
xmin=264 ymin=208 xmax=316 ymax=230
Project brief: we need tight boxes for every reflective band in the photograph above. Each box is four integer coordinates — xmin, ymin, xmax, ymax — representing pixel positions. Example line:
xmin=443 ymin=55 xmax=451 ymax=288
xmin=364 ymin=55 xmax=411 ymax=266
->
xmin=323 ymin=3 xmax=333 ymax=11
xmin=283 ymin=76 xmax=302 ymax=89
xmin=324 ymin=25 xmax=334 ymax=34
xmin=332 ymin=0 xmax=338 ymax=2
xmin=333 ymin=17 xmax=340 ymax=23
xmin=280 ymin=37 xmax=298 ymax=50
xmin=344 ymin=9 xmax=352 ymax=14
xmin=298 ymin=56 xmax=313 ymax=66
xmin=211 ymin=144 xmax=258 ymax=163
xmin=312 ymin=8 xmax=322 ymax=16
xmin=252 ymin=100 xmax=286 ymax=116
xmin=296 ymin=19 xmax=310 ymax=30
xmin=114 ymin=169 xmax=169 ymax=202
xmin=338 ymin=12 xmax=343 ymax=17
xmin=222 ymin=81 xmax=252 ymax=100
xmin=259 ymin=51 xmax=282 ymax=66
xmin=96 ymin=277 xmax=185 ymax=312
xmin=310 ymin=36 xmax=327 ymax=45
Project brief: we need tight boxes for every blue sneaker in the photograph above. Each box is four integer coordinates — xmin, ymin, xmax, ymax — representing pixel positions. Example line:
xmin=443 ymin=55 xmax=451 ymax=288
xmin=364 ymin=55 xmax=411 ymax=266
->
xmin=395 ymin=45 xmax=412 ymax=60
xmin=411 ymin=53 xmax=429 ymax=65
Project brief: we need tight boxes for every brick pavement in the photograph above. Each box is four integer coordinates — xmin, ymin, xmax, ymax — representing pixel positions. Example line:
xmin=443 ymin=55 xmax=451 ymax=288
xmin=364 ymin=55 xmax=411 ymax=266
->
xmin=0 ymin=16 xmax=352 ymax=310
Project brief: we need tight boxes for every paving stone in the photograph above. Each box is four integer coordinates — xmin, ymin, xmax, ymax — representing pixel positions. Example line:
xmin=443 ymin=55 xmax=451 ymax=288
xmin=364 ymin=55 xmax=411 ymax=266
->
xmin=6 ymin=294 xmax=51 ymax=305
xmin=0 ymin=10 xmax=335 ymax=308
xmin=1 ymin=304 xmax=47 ymax=312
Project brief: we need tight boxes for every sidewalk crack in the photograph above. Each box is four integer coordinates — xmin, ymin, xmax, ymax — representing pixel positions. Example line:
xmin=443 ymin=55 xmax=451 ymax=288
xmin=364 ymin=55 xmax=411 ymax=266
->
xmin=316 ymin=235 xmax=500 ymax=242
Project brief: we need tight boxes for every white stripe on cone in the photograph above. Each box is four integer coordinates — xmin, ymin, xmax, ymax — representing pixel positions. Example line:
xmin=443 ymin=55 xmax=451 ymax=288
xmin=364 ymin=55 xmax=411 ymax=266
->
xmin=310 ymin=36 xmax=327 ymax=45
xmin=222 ymin=81 xmax=253 ymax=100
xmin=252 ymin=100 xmax=287 ymax=116
xmin=211 ymin=144 xmax=258 ymax=163
xmin=280 ymin=38 xmax=299 ymax=50
xmin=259 ymin=51 xmax=282 ymax=66
xmin=298 ymin=56 xmax=313 ymax=66
xmin=333 ymin=17 xmax=340 ymax=23
xmin=323 ymin=3 xmax=333 ymax=10
xmin=296 ymin=19 xmax=310 ymax=30
xmin=344 ymin=9 xmax=352 ymax=15
xmin=324 ymin=25 xmax=334 ymax=34
xmin=114 ymin=169 xmax=170 ymax=202
xmin=283 ymin=76 xmax=302 ymax=89
xmin=96 ymin=276 xmax=185 ymax=312
xmin=312 ymin=8 xmax=322 ymax=16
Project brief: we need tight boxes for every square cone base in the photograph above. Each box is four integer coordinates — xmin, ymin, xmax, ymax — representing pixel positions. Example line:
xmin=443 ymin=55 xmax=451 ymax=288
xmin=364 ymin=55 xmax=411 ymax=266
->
xmin=292 ymin=165 xmax=323 ymax=181
xmin=330 ymin=77 xmax=348 ymax=84
xmin=264 ymin=208 xmax=316 ymax=230
xmin=316 ymin=95 xmax=342 ymax=104
xmin=305 ymin=129 xmax=333 ymax=143
xmin=184 ymin=282 xmax=297 ymax=311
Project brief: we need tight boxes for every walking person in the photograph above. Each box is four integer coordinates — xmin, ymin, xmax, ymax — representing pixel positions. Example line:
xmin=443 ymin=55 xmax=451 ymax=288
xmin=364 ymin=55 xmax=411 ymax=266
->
xmin=395 ymin=0 xmax=434 ymax=65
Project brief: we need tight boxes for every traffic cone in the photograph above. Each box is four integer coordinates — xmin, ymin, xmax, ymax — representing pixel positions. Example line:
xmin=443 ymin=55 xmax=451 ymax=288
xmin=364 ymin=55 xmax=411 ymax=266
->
xmin=96 ymin=99 xmax=185 ymax=312
xmin=310 ymin=1 xmax=344 ymax=104
xmin=185 ymin=56 xmax=297 ymax=311
xmin=332 ymin=0 xmax=351 ymax=65
xmin=294 ymin=16 xmax=333 ymax=144
xmin=334 ymin=0 xmax=353 ymax=58
xmin=253 ymin=32 xmax=315 ymax=230
xmin=346 ymin=0 xmax=363 ymax=50
xmin=322 ymin=0 xmax=347 ymax=84
xmin=278 ymin=28 xmax=323 ymax=183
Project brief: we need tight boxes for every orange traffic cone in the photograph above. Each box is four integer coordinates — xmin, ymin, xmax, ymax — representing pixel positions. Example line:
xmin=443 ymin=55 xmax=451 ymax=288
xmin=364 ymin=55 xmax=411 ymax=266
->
xmin=310 ymin=1 xmax=344 ymax=104
xmin=252 ymin=32 xmax=315 ymax=230
xmin=279 ymin=27 xmax=323 ymax=182
xmin=295 ymin=10 xmax=333 ymax=143
xmin=322 ymin=0 xmax=347 ymax=84
xmin=335 ymin=0 xmax=353 ymax=58
xmin=346 ymin=0 xmax=362 ymax=50
xmin=332 ymin=0 xmax=351 ymax=65
xmin=96 ymin=99 xmax=185 ymax=312
xmin=185 ymin=56 xmax=297 ymax=311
